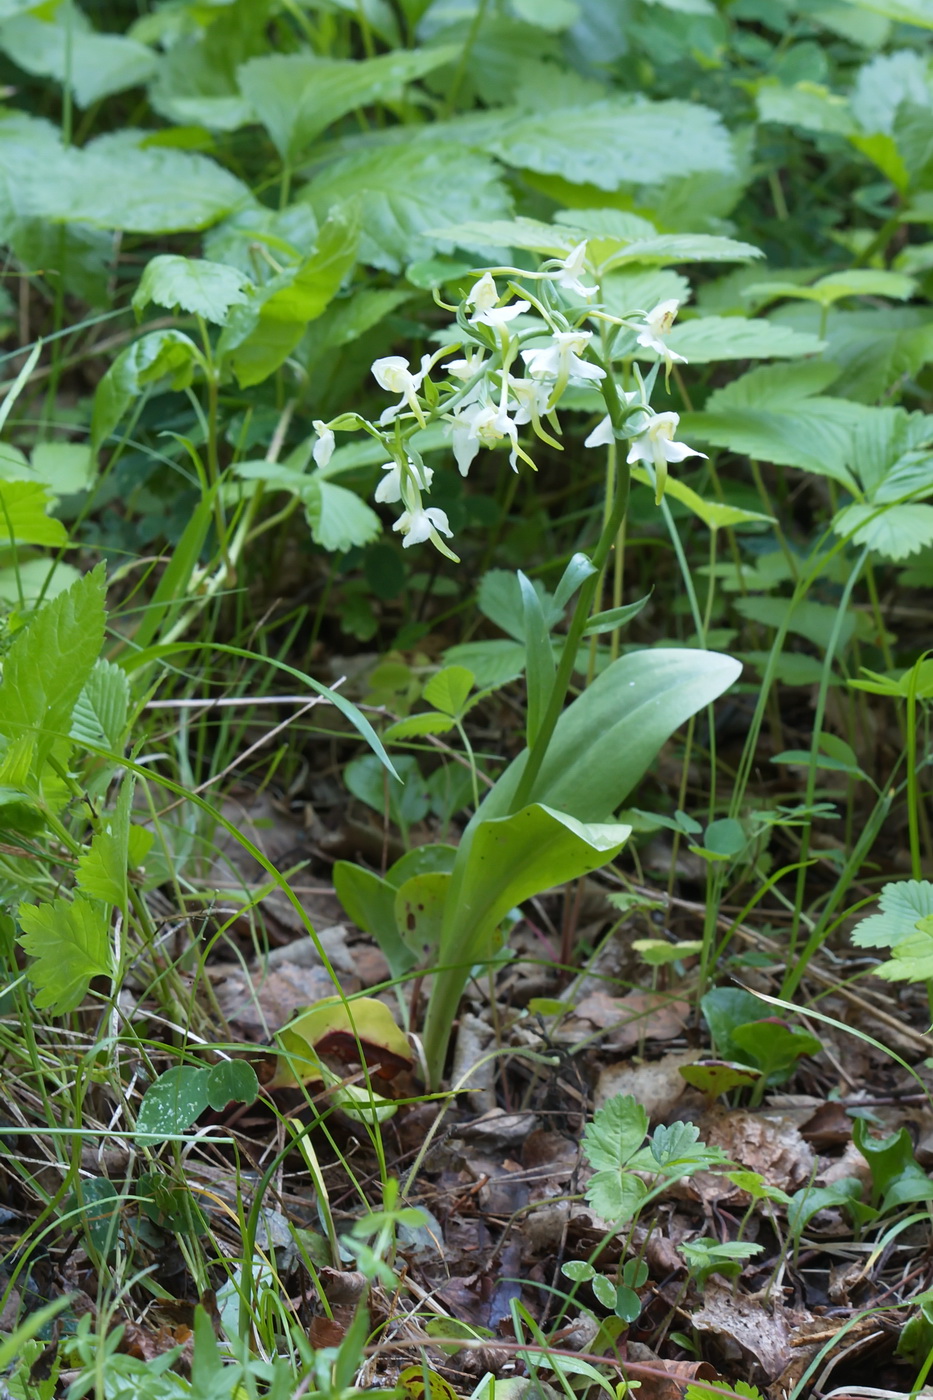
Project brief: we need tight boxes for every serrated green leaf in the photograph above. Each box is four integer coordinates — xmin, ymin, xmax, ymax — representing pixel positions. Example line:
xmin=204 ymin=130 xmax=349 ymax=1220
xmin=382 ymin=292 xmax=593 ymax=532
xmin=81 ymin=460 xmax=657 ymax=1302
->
xmin=443 ymin=639 xmax=526 ymax=690
xmin=851 ymin=878 xmax=933 ymax=980
xmin=0 ymin=564 xmax=106 ymax=779
xmin=70 ymin=659 xmax=130 ymax=751
xmin=299 ymin=142 xmax=512 ymax=273
xmin=238 ymin=46 xmax=457 ymax=163
xmin=76 ymin=777 xmax=134 ymax=909
xmin=833 ymin=502 xmax=933 ymax=559
xmin=0 ymin=7 xmax=156 ymax=107
xmin=660 ymin=315 xmax=825 ymax=363
xmin=133 ymin=254 xmax=252 ymax=324
xmin=384 ymin=711 xmax=457 ymax=741
xmin=585 ymin=1170 xmax=648 ymax=1224
xmin=604 ymin=233 xmax=762 ymax=268
xmin=17 ymin=894 xmax=111 ymax=1013
xmin=34 ymin=132 xmax=252 ymax=233
xmin=583 ymin=1094 xmax=649 ymax=1171
xmin=487 ymin=100 xmax=735 ymax=190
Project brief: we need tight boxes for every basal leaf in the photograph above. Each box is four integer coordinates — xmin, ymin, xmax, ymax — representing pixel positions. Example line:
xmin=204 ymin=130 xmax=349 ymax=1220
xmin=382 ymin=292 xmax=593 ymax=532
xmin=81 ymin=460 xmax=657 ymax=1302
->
xmin=299 ymin=142 xmax=512 ymax=273
xmin=136 ymin=1066 xmax=211 ymax=1141
xmin=17 ymin=894 xmax=111 ymax=1013
xmin=132 ymin=254 xmax=252 ymax=324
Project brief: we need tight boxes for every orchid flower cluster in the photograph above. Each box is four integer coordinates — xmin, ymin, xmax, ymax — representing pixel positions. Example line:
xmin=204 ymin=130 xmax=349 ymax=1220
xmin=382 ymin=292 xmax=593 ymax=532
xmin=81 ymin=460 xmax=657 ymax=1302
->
xmin=313 ymin=242 xmax=705 ymax=559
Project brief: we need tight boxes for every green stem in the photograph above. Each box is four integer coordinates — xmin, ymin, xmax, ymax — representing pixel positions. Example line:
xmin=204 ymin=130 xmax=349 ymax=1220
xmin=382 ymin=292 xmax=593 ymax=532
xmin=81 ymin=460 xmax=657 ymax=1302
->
xmin=509 ymin=442 xmax=631 ymax=812
xmin=442 ymin=0 xmax=490 ymax=116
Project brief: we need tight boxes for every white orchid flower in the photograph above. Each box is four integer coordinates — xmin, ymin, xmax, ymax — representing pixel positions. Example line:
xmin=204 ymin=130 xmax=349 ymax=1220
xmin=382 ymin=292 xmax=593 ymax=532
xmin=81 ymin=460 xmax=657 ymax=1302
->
xmin=446 ymin=348 xmax=487 ymax=382
xmin=393 ymin=504 xmax=454 ymax=549
xmin=451 ymin=397 xmax=531 ymax=476
xmin=466 ymin=272 xmax=530 ymax=330
xmin=312 ymin=420 xmax=335 ymax=469
xmin=583 ymin=393 xmax=641 ymax=449
xmin=636 ymin=300 xmax=687 ymax=371
xmin=508 ymin=374 xmax=552 ymax=429
xmin=371 ymin=353 xmax=432 ymax=425
xmin=551 ymin=242 xmax=597 ymax=299
xmin=374 ymin=456 xmax=434 ymax=505
xmin=521 ymin=330 xmax=606 ymax=386
xmin=626 ymin=411 xmax=706 ymax=504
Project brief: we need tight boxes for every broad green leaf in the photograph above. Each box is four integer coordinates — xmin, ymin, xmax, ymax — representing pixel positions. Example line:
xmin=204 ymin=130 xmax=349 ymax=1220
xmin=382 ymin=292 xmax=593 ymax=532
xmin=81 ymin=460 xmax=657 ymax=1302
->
xmin=478 ymin=568 xmax=562 ymax=642
xmin=486 ymin=100 xmax=735 ymax=190
xmin=0 ymin=558 xmax=79 ymax=605
xmin=772 ymin=303 xmax=933 ymax=402
xmin=701 ymin=986 xmax=768 ymax=1059
xmin=603 ymin=233 xmax=762 ymax=268
xmin=745 ymin=268 xmax=915 ymax=308
xmin=422 ymin=665 xmax=474 ymax=718
xmin=833 ymin=501 xmax=933 ymax=559
xmin=30 ymin=442 xmax=94 ymax=495
xmin=852 ymin=49 xmax=929 ymax=134
xmin=650 ymin=1120 xmax=729 ymax=1172
xmin=426 ymin=216 xmax=583 ymax=258
xmin=136 ymin=1066 xmax=211 ymax=1141
xmin=445 ymin=804 xmax=629 ymax=968
xmin=660 ymin=316 xmax=825 ymax=363
xmin=444 ymin=639 xmax=526 ymax=690
xmin=303 ymin=479 xmax=381 ymax=553
xmin=853 ymin=1117 xmax=933 ymax=1211
xmin=787 ymin=1178 xmax=872 ymax=1238
xmin=0 ymin=564 xmax=106 ymax=778
xmin=585 ymin=1171 xmax=647 ymax=1224
xmin=851 ymin=878 xmax=933 ymax=979
xmin=17 ymin=894 xmax=111 ymax=1013
xmin=733 ymin=595 xmax=861 ymax=650
xmin=70 ymin=659 xmax=130 ymax=750
xmin=0 ymin=5 xmax=156 ymax=107
xmin=132 ymin=254 xmax=252 ymax=324
xmin=36 ymin=132 xmax=252 ymax=233
xmin=0 ymin=480 xmax=67 ymax=546
xmin=238 ymin=46 xmax=457 ymax=163
xmin=345 ymin=753 xmax=429 ymax=829
xmin=272 ymin=995 xmax=412 ymax=1089
xmin=91 ymin=330 xmax=198 ymax=452
xmin=299 ymin=142 xmax=512 ymax=273
xmin=219 ymin=205 xmax=359 ymax=386
xmin=473 ymin=648 xmax=741 ymax=825
xmin=206 ymin=1059 xmax=258 ymax=1112
xmin=731 ymin=1021 xmax=822 ymax=1079
xmin=76 ymin=776 xmax=134 ymax=909
xmin=756 ymin=79 xmax=856 ymax=134
xmin=394 ymin=871 xmax=450 ymax=959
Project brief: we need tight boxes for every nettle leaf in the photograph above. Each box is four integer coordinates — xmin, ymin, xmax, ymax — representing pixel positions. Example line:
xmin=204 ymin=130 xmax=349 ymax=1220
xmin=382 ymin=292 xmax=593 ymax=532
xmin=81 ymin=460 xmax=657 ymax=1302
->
xmin=746 ymin=268 xmax=916 ymax=308
xmin=834 ymin=502 xmax=933 ymax=559
xmin=603 ymin=233 xmax=762 ymax=268
xmin=132 ymin=255 xmax=252 ymax=324
xmin=238 ymin=46 xmax=457 ymax=163
xmin=486 ymin=99 xmax=735 ymax=190
xmin=660 ymin=316 xmax=825 ymax=363
xmin=851 ymin=878 xmax=933 ymax=980
xmin=299 ymin=142 xmax=512 ymax=273
xmin=0 ymin=564 xmax=106 ymax=779
xmin=71 ymin=659 xmax=130 ymax=751
xmin=17 ymin=894 xmax=111 ymax=1013
xmin=0 ymin=6 xmax=156 ymax=107
xmin=771 ymin=304 xmax=933 ymax=403
xmin=36 ymin=132 xmax=252 ymax=233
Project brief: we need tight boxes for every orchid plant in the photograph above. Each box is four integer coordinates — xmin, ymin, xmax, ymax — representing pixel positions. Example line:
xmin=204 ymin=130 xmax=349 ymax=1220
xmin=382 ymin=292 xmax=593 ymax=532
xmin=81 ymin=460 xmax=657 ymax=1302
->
xmin=322 ymin=241 xmax=740 ymax=1087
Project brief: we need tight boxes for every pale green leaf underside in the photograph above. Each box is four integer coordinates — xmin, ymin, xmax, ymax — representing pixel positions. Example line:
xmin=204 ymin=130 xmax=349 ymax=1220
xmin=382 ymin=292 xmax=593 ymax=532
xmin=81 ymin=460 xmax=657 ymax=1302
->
xmin=133 ymin=255 xmax=252 ymax=323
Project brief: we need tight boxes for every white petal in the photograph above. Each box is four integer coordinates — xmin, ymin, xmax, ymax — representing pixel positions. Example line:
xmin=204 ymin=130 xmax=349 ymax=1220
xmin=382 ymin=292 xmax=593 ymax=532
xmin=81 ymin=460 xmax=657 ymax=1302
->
xmin=585 ymin=415 xmax=615 ymax=449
